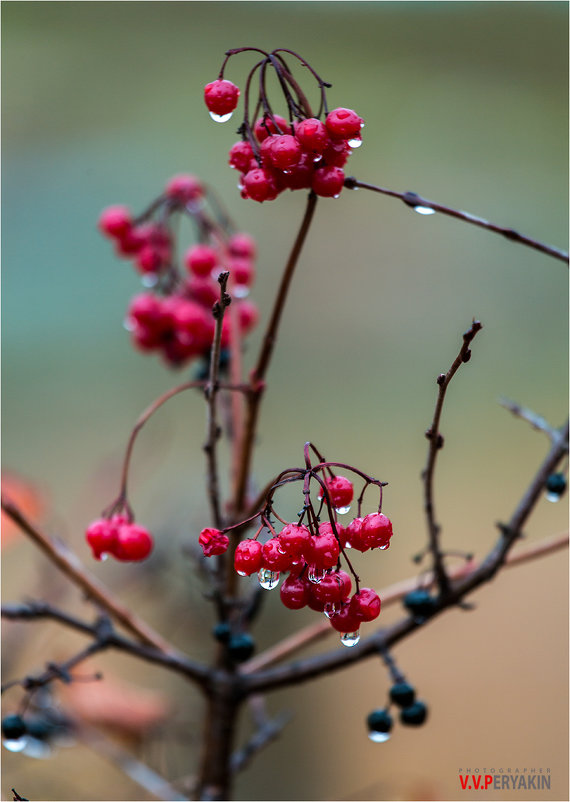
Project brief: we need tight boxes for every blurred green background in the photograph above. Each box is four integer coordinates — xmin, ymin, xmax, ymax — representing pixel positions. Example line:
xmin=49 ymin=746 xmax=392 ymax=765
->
xmin=2 ymin=2 xmax=568 ymax=800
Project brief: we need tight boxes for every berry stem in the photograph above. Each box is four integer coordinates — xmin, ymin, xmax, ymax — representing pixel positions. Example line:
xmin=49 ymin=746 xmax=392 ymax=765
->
xmin=344 ymin=177 xmax=570 ymax=265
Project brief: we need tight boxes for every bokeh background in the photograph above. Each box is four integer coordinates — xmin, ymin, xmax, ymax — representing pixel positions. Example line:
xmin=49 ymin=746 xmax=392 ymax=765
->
xmin=2 ymin=2 xmax=568 ymax=800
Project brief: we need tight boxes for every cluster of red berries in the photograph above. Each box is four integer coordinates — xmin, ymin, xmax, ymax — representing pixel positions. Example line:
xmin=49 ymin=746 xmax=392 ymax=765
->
xmin=85 ymin=515 xmax=153 ymax=562
xmin=203 ymin=49 xmax=364 ymax=202
xmin=197 ymin=471 xmax=393 ymax=645
xmin=98 ymin=174 xmax=259 ymax=367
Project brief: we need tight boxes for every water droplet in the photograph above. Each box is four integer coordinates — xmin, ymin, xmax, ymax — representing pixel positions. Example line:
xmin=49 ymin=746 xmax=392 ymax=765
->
xmin=307 ymin=566 xmax=326 ymax=584
xmin=100 ymin=553 xmax=109 ymax=562
xmin=348 ymin=137 xmax=362 ymax=148
xmin=141 ymin=273 xmax=159 ymax=288
xmin=332 ymin=194 xmax=341 ymax=199
xmin=324 ymin=602 xmax=339 ymax=618
xmin=340 ymin=630 xmax=360 ymax=647
xmin=379 ymin=543 xmax=389 ymax=550
xmin=313 ymin=154 xmax=323 ymax=163
xmin=413 ymin=206 xmax=436 ymax=216
xmin=22 ymin=737 xmax=52 ymax=759
xmin=335 ymin=505 xmax=351 ymax=515
xmin=258 ymin=568 xmax=280 ymax=590
xmin=236 ymin=569 xmax=248 ymax=577
xmin=3 ymin=737 xmax=28 ymax=753
xmin=123 ymin=317 xmax=135 ymax=332
xmin=546 ymin=491 xmax=562 ymax=503
xmin=209 ymin=111 xmax=233 ymax=123
xmin=368 ymin=731 xmax=391 ymax=743
xmin=233 ymin=285 xmax=250 ymax=299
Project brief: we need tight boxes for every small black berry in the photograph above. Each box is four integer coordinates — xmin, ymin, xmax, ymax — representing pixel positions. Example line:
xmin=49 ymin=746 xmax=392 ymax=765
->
xmin=403 ymin=589 xmax=437 ymax=619
xmin=227 ymin=632 xmax=255 ymax=662
xmin=366 ymin=708 xmax=393 ymax=734
xmin=212 ymin=622 xmax=232 ymax=643
xmin=389 ymin=681 xmax=416 ymax=708
xmin=400 ymin=700 xmax=428 ymax=726
xmin=545 ymin=473 xmax=566 ymax=498
xmin=2 ymin=715 xmax=27 ymax=741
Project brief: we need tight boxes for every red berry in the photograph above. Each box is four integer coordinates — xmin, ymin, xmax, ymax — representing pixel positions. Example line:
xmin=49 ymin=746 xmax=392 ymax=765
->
xmin=85 ymin=518 xmax=118 ymax=560
xmin=185 ymin=276 xmax=220 ymax=308
xmin=322 ymin=139 xmax=351 ymax=167
xmin=311 ymin=166 xmax=345 ymax=198
xmin=229 ymin=141 xmax=255 ymax=173
xmin=164 ymin=174 xmax=204 ymax=203
xmin=350 ymin=588 xmax=381 ymax=622
xmin=361 ymin=513 xmax=393 ymax=550
xmin=278 ymin=523 xmax=311 ymax=560
xmin=254 ymin=115 xmax=290 ymax=142
xmin=229 ymin=257 xmax=255 ymax=287
xmin=280 ymin=153 xmax=315 ymax=190
xmin=98 ymin=206 xmax=132 ymax=239
xmin=345 ymin=517 xmax=368 ymax=552
xmin=317 ymin=520 xmax=347 ymax=548
xmin=308 ymin=532 xmax=340 ymax=570
xmin=261 ymin=538 xmax=292 ymax=572
xmin=318 ymin=475 xmax=354 ymax=509
xmin=204 ymin=79 xmax=240 ymax=116
xmin=310 ymin=570 xmax=352 ymax=605
xmin=114 ymin=224 xmax=149 ymax=257
xmin=325 ymin=107 xmax=363 ymax=140
xmin=114 ymin=522 xmax=154 ymax=562
xmin=170 ymin=298 xmax=213 ymax=350
xmin=329 ymin=600 xmax=362 ymax=633
xmin=228 ymin=232 xmax=256 ymax=260
xmin=280 ymin=575 xmax=310 ymax=610
xmin=237 ymin=300 xmax=260 ymax=334
xmin=234 ymin=539 xmax=263 ymax=576
xmin=199 ymin=527 xmax=229 ymax=557
xmin=184 ymin=244 xmax=218 ymax=277
xmin=242 ymin=168 xmax=280 ymax=202
xmin=295 ymin=118 xmax=331 ymax=154
xmin=136 ymin=244 xmax=164 ymax=275
xmin=270 ymin=134 xmax=302 ymax=170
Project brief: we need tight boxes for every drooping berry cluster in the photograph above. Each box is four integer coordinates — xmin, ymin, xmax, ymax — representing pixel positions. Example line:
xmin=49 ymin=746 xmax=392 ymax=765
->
xmin=85 ymin=514 xmax=153 ymax=562
xmin=197 ymin=443 xmax=393 ymax=647
xmin=204 ymin=48 xmax=364 ymax=202
xmin=98 ymin=174 xmax=259 ymax=367
xmin=367 ymin=652 xmax=428 ymax=742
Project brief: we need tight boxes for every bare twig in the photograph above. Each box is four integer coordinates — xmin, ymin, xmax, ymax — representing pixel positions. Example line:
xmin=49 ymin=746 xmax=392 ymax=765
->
xmin=499 ymin=397 xmax=562 ymax=442
xmin=344 ymin=178 xmax=569 ymax=265
xmin=230 ymin=710 xmax=292 ymax=774
xmin=423 ymin=320 xmax=483 ymax=596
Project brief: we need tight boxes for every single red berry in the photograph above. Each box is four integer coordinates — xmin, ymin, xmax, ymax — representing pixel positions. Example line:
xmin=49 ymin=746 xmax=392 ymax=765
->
xmin=85 ymin=518 xmax=118 ymax=560
xmin=170 ymin=298 xmax=213 ymax=350
xmin=310 ymin=570 xmax=352 ymax=605
xmin=294 ymin=118 xmax=331 ymax=154
xmin=229 ymin=141 xmax=255 ymax=172
xmin=228 ymin=232 xmax=256 ymax=260
xmin=278 ymin=523 xmax=311 ymax=560
xmin=136 ymin=244 xmax=165 ymax=275
xmin=254 ymin=114 xmax=290 ymax=142
xmin=345 ymin=517 xmax=368 ymax=552
xmin=279 ymin=153 xmax=315 ymax=190
xmin=262 ymin=538 xmax=292 ymax=571
xmin=317 ymin=520 xmax=347 ymax=548
xmin=199 ymin=527 xmax=229 ymax=557
xmin=308 ymin=532 xmax=340 ymax=570
xmin=311 ymin=165 xmax=345 ymax=197
xmin=114 ymin=224 xmax=149 ymax=257
xmin=98 ymin=206 xmax=132 ymax=239
xmin=164 ymin=174 xmax=204 ymax=203
xmin=237 ymin=300 xmax=259 ymax=333
xmin=350 ymin=588 xmax=381 ymax=622
xmin=184 ymin=244 xmax=218 ymax=277
xmin=280 ymin=575 xmax=310 ymax=610
xmin=114 ymin=522 xmax=154 ymax=562
xmin=361 ymin=513 xmax=393 ymax=549
xmin=270 ymin=134 xmax=302 ymax=170
xmin=242 ymin=168 xmax=280 ymax=202
xmin=318 ymin=475 xmax=354 ymax=510
xmin=329 ymin=600 xmax=362 ymax=633
xmin=234 ymin=539 xmax=263 ymax=576
xmin=185 ymin=276 xmax=220 ymax=308
xmin=325 ymin=107 xmax=363 ymax=140
xmin=322 ymin=139 xmax=351 ymax=167
xmin=229 ymin=257 xmax=255 ymax=287
xmin=204 ymin=79 xmax=240 ymax=116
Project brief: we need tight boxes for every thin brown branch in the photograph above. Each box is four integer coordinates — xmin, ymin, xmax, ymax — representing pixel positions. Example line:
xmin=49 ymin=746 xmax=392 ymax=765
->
xmin=230 ymin=709 xmax=292 ymax=774
xmin=344 ymin=177 xmax=569 ymax=264
xmin=499 ymin=397 xmax=562 ymax=442
xmin=423 ymin=320 xmax=483 ymax=595
xmin=1 ymin=495 xmax=180 ymax=656
xmin=2 ymin=640 xmax=106 ymax=693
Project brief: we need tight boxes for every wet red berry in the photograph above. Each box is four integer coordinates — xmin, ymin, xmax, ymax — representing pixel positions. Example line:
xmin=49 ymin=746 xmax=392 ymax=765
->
xmin=199 ymin=527 xmax=229 ymax=557
xmin=311 ymin=165 xmax=345 ymax=198
xmin=350 ymin=588 xmax=381 ymax=621
xmin=98 ymin=206 xmax=132 ymax=239
xmin=318 ymin=475 xmax=353 ymax=509
xmin=325 ymin=107 xmax=363 ymax=140
xmin=115 ymin=522 xmax=154 ymax=562
xmin=204 ymin=79 xmax=240 ymax=116
xmin=234 ymin=539 xmax=263 ymax=576
xmin=280 ymin=575 xmax=310 ymax=609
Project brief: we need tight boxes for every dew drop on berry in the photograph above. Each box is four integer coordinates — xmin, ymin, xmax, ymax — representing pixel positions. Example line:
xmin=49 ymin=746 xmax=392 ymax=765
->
xmin=313 ymin=154 xmax=323 ymax=163
xmin=308 ymin=566 xmax=326 ymax=584
xmin=332 ymin=194 xmax=341 ymax=199
xmin=236 ymin=569 xmax=248 ymax=577
xmin=347 ymin=137 xmax=362 ymax=148
xmin=368 ymin=731 xmax=391 ymax=743
xmin=324 ymin=602 xmax=340 ymax=618
xmin=233 ymin=285 xmax=250 ymax=299
xmin=334 ymin=505 xmax=351 ymax=515
xmin=412 ymin=206 xmax=436 ymax=216
xmin=258 ymin=568 xmax=280 ymax=590
xmin=546 ymin=490 xmax=562 ymax=503
xmin=100 ymin=553 xmax=109 ymax=561
xmin=379 ymin=543 xmax=389 ymax=551
xmin=209 ymin=111 xmax=233 ymax=123
xmin=340 ymin=630 xmax=361 ymax=647
xmin=141 ymin=273 xmax=159 ymax=288
xmin=3 ymin=737 xmax=27 ymax=753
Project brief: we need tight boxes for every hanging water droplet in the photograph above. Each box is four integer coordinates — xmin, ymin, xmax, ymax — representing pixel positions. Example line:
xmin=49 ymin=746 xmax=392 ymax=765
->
xmin=141 ymin=273 xmax=159 ymax=288
xmin=348 ymin=137 xmax=362 ymax=148
xmin=123 ymin=317 xmax=135 ymax=332
xmin=307 ymin=566 xmax=326 ymax=584
xmin=335 ymin=505 xmax=351 ymax=515
xmin=100 ymin=553 xmax=109 ymax=562
xmin=546 ymin=491 xmax=562 ymax=503
xmin=258 ymin=568 xmax=280 ymax=590
xmin=413 ymin=206 xmax=436 ymax=216
xmin=21 ymin=737 xmax=52 ymax=759
xmin=233 ymin=284 xmax=250 ymax=299
xmin=236 ymin=569 xmax=248 ymax=577
xmin=324 ymin=602 xmax=339 ymax=618
xmin=332 ymin=193 xmax=341 ymax=199
xmin=340 ymin=630 xmax=360 ymax=647
xmin=379 ymin=543 xmax=389 ymax=550
xmin=3 ymin=737 xmax=28 ymax=753
xmin=209 ymin=111 xmax=233 ymax=123
xmin=368 ymin=731 xmax=391 ymax=743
